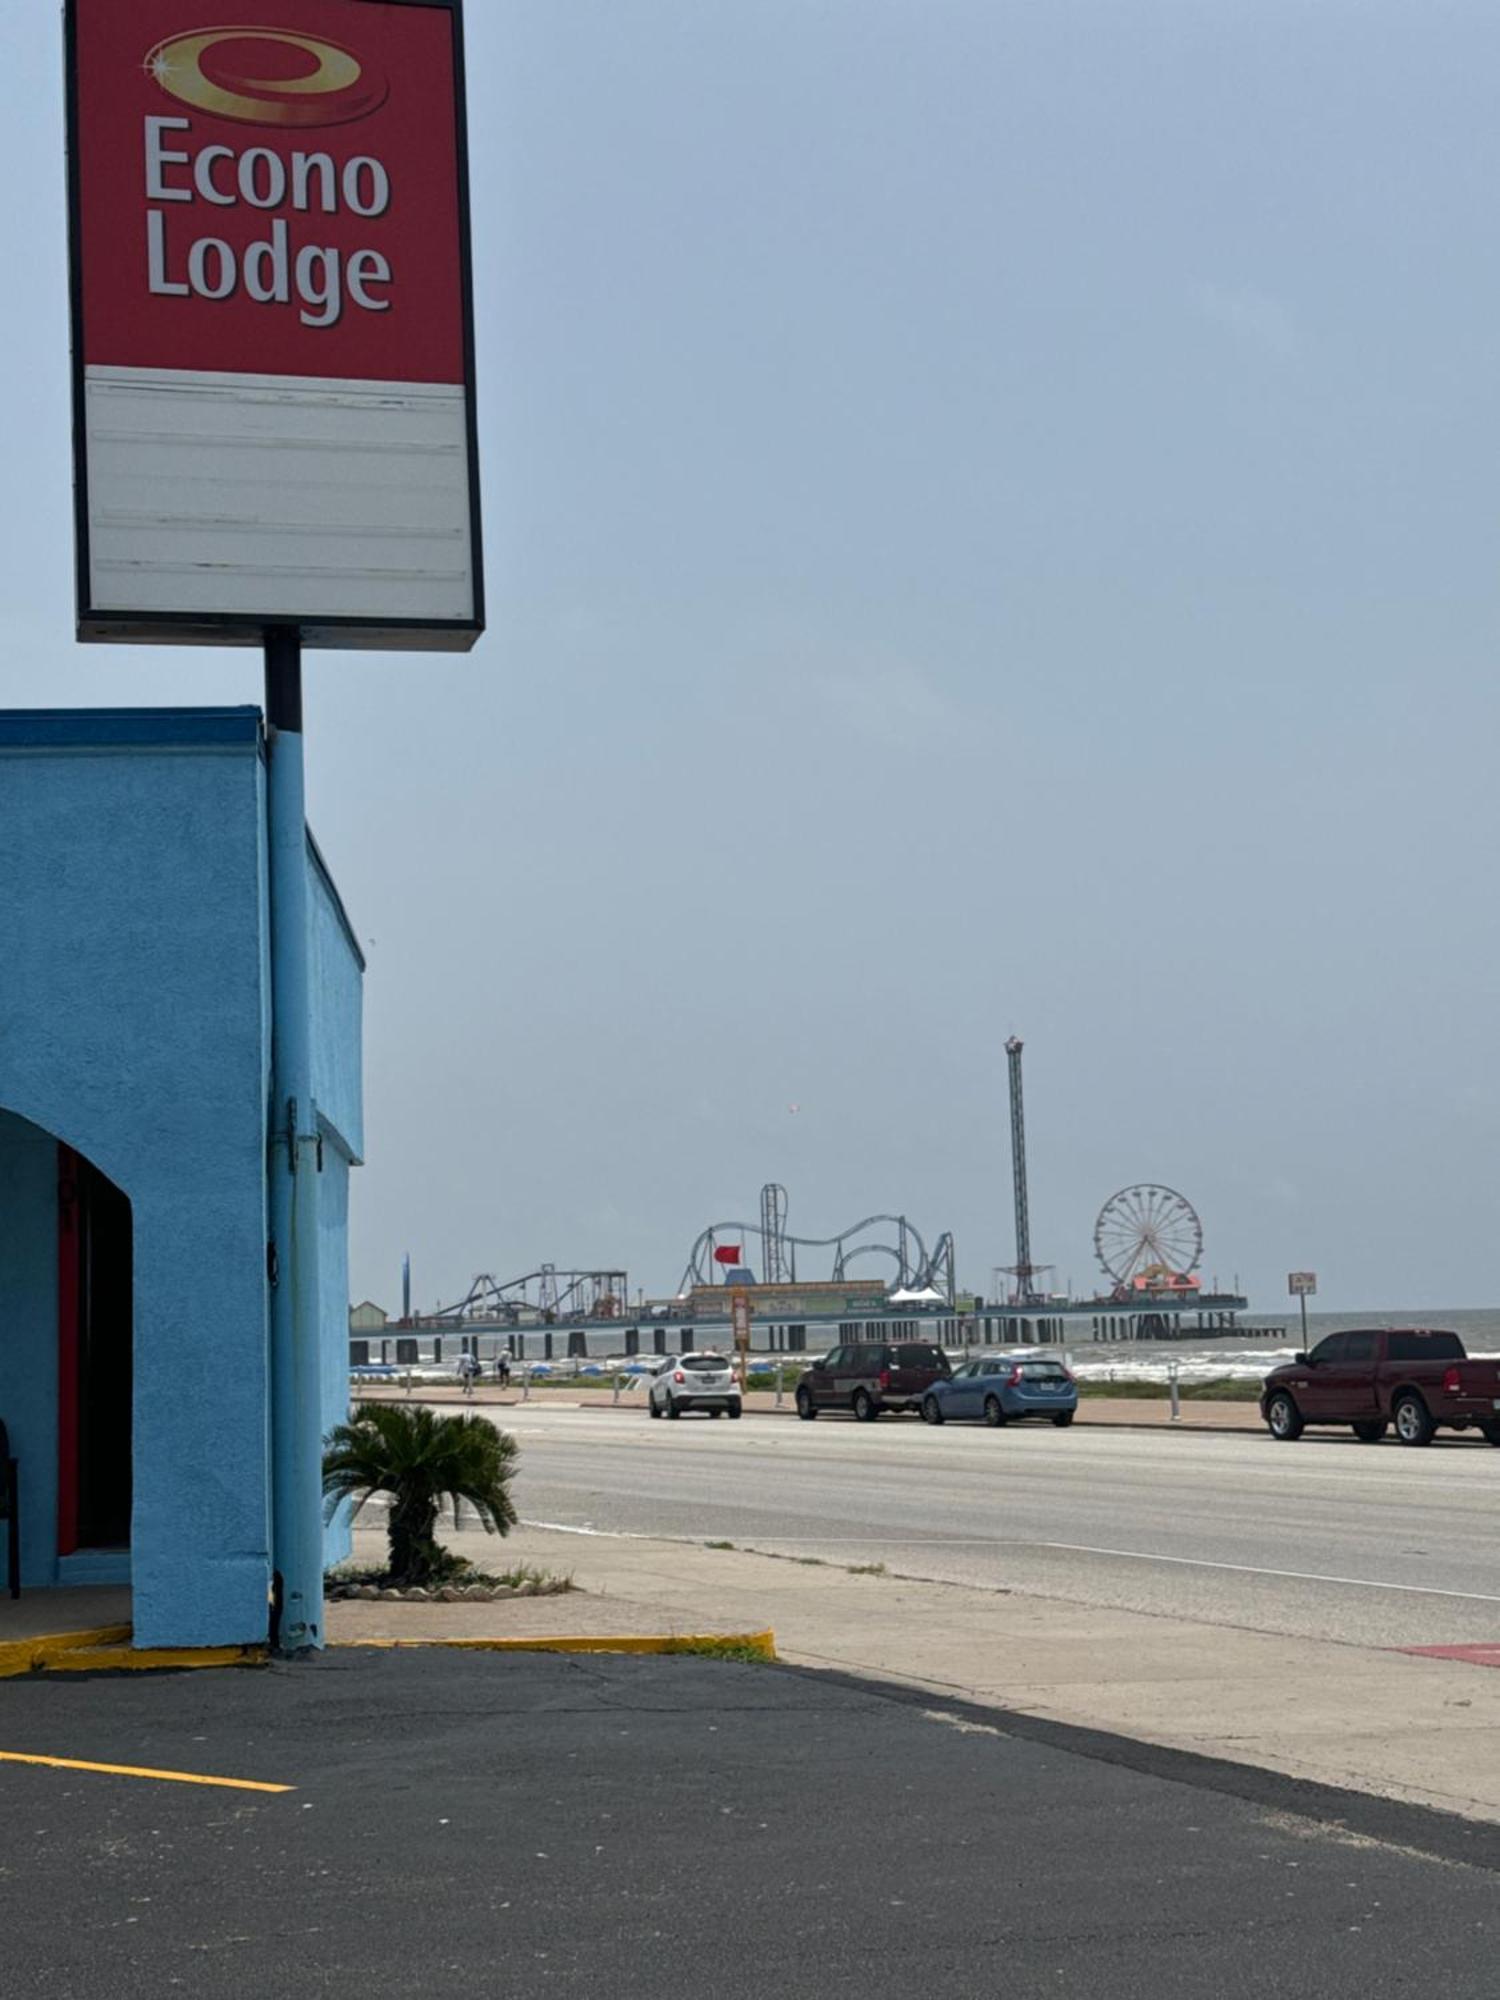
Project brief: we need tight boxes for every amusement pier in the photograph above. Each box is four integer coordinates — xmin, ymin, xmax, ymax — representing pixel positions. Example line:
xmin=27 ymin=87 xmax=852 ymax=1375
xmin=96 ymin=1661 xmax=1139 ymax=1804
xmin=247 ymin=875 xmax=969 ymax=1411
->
xmin=350 ymin=1039 xmax=1253 ymax=1369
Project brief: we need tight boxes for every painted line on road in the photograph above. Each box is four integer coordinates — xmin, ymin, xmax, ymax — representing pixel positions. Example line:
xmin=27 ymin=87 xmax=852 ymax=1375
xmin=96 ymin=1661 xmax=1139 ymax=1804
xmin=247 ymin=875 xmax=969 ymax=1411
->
xmin=524 ymin=1518 xmax=1500 ymax=1604
xmin=522 ymin=1519 xmax=655 ymax=1539
xmin=0 ymin=1750 xmax=292 ymax=1793
xmin=1031 ymin=1541 xmax=1500 ymax=1604
xmin=523 ymin=1520 xmax=1021 ymax=1545
xmin=922 ymin=1708 xmax=1009 ymax=1740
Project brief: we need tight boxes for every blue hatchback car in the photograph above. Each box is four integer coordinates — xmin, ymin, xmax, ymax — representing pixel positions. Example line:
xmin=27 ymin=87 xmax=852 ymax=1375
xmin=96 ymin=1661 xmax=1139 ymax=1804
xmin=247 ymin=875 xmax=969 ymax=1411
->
xmin=921 ymin=1353 xmax=1078 ymax=1429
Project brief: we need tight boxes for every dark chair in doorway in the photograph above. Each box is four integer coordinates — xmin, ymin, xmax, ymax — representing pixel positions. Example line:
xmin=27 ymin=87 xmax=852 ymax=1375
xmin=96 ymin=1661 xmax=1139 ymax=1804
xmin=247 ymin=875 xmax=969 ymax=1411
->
xmin=0 ymin=1421 xmax=18 ymax=1599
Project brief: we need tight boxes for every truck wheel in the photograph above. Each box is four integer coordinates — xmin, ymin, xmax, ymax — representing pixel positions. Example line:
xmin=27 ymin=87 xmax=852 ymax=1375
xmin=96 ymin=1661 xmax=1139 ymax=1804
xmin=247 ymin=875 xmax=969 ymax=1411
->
xmin=1480 ymin=1421 xmax=1500 ymax=1447
xmin=1393 ymin=1394 xmax=1435 ymax=1446
xmin=796 ymin=1386 xmax=817 ymax=1421
xmin=853 ymin=1389 xmax=879 ymax=1422
xmin=1266 ymin=1392 xmax=1303 ymax=1441
xmin=1352 ymin=1420 xmax=1388 ymax=1443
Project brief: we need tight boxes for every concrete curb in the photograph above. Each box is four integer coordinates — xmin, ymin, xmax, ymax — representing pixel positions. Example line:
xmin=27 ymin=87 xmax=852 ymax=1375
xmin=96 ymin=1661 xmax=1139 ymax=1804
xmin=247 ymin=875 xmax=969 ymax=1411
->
xmin=1060 ymin=1416 xmax=1259 ymax=1435
xmin=0 ymin=1624 xmax=129 ymax=1678
xmin=551 ymin=1401 xmax=1264 ymax=1437
xmin=333 ymin=1630 xmax=778 ymax=1660
xmin=3 ymin=1619 xmax=776 ymax=1674
xmin=0 ymin=1625 xmax=265 ymax=1678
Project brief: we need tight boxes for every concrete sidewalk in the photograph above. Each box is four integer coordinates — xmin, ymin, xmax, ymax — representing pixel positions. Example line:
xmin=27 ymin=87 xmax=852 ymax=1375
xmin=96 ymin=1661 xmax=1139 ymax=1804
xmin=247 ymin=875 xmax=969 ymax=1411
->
xmin=359 ymin=1382 xmax=1266 ymax=1431
xmin=329 ymin=1518 xmax=1500 ymax=1826
xmin=0 ymin=1586 xmax=131 ymax=1643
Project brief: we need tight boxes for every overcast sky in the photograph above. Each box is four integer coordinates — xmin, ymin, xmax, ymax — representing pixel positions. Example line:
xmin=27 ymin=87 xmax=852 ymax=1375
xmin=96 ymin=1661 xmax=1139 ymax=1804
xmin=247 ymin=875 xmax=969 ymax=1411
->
xmin=5 ymin=1 xmax=1499 ymax=1313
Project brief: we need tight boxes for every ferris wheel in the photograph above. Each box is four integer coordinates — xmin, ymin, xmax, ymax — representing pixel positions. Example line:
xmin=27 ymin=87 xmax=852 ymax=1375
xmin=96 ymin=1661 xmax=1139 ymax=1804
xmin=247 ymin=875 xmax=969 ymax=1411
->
xmin=1093 ymin=1184 xmax=1203 ymax=1289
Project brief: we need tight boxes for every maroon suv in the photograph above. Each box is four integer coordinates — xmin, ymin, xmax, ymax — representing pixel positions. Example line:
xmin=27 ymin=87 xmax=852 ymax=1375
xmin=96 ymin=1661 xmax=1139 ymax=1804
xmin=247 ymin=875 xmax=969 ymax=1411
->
xmin=795 ymin=1341 xmax=952 ymax=1421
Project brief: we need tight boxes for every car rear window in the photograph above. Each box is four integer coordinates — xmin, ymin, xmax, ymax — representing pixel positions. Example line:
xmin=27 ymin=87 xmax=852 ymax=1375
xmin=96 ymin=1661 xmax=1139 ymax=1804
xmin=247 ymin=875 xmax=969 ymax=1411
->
xmin=894 ymin=1345 xmax=947 ymax=1369
xmin=1386 ymin=1330 xmax=1464 ymax=1362
xmin=1019 ymin=1361 xmax=1069 ymax=1380
xmin=683 ymin=1354 xmax=729 ymax=1371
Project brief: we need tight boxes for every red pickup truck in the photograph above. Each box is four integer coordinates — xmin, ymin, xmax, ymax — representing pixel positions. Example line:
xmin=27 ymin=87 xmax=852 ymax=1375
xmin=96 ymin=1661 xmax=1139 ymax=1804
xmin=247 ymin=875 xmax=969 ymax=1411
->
xmin=1261 ymin=1328 xmax=1500 ymax=1446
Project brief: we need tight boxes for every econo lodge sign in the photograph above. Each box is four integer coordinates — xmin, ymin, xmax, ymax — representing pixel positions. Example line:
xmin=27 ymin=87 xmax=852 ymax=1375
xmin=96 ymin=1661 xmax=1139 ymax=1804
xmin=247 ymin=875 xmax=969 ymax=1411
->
xmin=66 ymin=0 xmax=483 ymax=649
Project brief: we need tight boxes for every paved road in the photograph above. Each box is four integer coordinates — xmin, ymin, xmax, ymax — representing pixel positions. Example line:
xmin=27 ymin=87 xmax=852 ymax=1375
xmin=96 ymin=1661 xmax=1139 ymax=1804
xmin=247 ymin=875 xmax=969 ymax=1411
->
xmin=494 ymin=1404 xmax=1500 ymax=1648
xmin=6 ymin=1649 xmax=1500 ymax=1998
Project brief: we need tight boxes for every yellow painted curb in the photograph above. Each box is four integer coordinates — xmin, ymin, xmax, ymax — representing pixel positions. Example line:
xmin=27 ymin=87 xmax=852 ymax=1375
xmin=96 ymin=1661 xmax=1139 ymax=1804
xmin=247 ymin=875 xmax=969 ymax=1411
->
xmin=39 ymin=1643 xmax=266 ymax=1675
xmin=0 ymin=1625 xmax=129 ymax=1679
xmin=2 ymin=1624 xmax=774 ymax=1674
xmin=0 ymin=1626 xmax=265 ymax=1679
xmin=335 ymin=1629 xmax=778 ymax=1661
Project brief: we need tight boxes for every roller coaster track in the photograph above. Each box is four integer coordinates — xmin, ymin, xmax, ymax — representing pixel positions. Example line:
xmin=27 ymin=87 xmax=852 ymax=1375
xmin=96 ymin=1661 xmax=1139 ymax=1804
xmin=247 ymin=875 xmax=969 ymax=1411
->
xmin=424 ymin=1265 xmax=628 ymax=1323
xmin=679 ymin=1216 xmax=956 ymax=1302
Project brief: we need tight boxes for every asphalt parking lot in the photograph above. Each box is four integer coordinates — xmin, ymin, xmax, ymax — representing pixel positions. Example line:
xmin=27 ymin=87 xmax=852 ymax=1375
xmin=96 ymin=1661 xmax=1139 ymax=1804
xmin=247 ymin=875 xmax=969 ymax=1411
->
xmin=3 ymin=1650 xmax=1500 ymax=1998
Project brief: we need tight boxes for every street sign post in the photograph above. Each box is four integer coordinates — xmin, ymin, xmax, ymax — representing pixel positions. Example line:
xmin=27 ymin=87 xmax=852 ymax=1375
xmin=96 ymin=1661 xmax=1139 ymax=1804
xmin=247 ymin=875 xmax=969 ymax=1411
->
xmin=729 ymin=1288 xmax=753 ymax=1391
xmin=1288 ymin=1272 xmax=1317 ymax=1353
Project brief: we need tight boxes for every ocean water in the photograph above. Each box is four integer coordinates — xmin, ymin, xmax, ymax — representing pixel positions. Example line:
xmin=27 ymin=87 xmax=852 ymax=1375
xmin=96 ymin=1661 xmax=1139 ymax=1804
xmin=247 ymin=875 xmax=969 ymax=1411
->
xmin=1061 ymin=1306 xmax=1500 ymax=1385
xmin=400 ymin=1307 xmax=1500 ymax=1386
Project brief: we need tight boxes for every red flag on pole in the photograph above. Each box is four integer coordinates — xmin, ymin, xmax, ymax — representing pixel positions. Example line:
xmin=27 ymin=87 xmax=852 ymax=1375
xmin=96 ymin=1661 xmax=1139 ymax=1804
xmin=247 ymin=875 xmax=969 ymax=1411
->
xmin=713 ymin=1245 xmax=742 ymax=1266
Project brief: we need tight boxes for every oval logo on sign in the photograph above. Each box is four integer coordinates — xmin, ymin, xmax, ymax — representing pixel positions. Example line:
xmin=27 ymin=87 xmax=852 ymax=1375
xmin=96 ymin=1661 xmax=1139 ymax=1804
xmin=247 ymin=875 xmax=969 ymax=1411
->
xmin=144 ymin=27 xmax=389 ymax=129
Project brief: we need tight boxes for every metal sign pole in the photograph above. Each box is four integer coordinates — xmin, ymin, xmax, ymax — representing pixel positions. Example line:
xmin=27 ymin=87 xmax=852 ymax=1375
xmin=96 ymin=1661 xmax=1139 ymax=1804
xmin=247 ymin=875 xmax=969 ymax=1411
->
xmin=730 ymin=1288 xmax=752 ymax=1391
xmin=266 ymin=629 xmax=325 ymax=1653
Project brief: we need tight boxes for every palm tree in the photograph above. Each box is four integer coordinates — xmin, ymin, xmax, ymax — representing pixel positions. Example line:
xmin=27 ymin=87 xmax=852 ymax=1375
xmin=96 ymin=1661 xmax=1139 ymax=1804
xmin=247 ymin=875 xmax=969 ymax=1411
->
xmin=322 ymin=1403 xmax=519 ymax=1587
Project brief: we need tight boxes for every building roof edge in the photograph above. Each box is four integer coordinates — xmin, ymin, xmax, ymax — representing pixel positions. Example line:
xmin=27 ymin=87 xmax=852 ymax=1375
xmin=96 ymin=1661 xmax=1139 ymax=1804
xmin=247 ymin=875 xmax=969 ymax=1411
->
xmin=0 ymin=706 xmax=263 ymax=750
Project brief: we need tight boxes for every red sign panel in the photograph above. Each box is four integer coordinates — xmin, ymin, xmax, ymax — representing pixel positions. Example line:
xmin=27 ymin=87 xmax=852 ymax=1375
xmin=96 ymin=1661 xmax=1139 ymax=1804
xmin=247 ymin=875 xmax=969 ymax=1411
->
xmin=73 ymin=0 xmax=465 ymax=385
xmin=66 ymin=0 xmax=481 ymax=649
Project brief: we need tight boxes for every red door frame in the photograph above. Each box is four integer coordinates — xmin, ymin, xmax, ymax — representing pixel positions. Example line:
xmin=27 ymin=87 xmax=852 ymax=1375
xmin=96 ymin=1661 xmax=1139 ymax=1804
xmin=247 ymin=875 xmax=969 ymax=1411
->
xmin=57 ymin=1143 xmax=81 ymax=1558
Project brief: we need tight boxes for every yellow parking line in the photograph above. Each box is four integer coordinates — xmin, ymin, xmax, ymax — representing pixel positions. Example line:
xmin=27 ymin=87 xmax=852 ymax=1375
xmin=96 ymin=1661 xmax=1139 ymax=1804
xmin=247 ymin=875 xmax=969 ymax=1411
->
xmin=0 ymin=1750 xmax=292 ymax=1793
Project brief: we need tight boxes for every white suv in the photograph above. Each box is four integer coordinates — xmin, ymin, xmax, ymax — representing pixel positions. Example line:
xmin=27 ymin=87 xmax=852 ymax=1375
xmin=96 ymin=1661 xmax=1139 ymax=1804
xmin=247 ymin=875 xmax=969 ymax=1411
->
xmin=648 ymin=1352 xmax=742 ymax=1420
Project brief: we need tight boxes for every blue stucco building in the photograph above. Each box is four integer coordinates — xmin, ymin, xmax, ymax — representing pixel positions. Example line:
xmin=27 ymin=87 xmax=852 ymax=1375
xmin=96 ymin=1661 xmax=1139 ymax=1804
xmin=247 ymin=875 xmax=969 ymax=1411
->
xmin=0 ymin=708 xmax=362 ymax=1648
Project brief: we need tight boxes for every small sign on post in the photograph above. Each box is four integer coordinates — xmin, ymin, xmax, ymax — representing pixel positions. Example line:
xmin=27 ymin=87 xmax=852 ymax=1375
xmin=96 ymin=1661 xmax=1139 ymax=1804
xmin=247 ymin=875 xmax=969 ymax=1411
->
xmin=729 ymin=1287 xmax=753 ymax=1390
xmin=1288 ymin=1272 xmax=1317 ymax=1352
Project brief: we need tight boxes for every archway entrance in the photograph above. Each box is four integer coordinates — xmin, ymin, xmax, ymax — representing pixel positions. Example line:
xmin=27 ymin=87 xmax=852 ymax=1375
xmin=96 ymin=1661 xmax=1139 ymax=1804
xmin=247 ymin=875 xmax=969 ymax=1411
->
xmin=59 ymin=1146 xmax=133 ymax=1553
xmin=0 ymin=1111 xmax=133 ymax=1594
